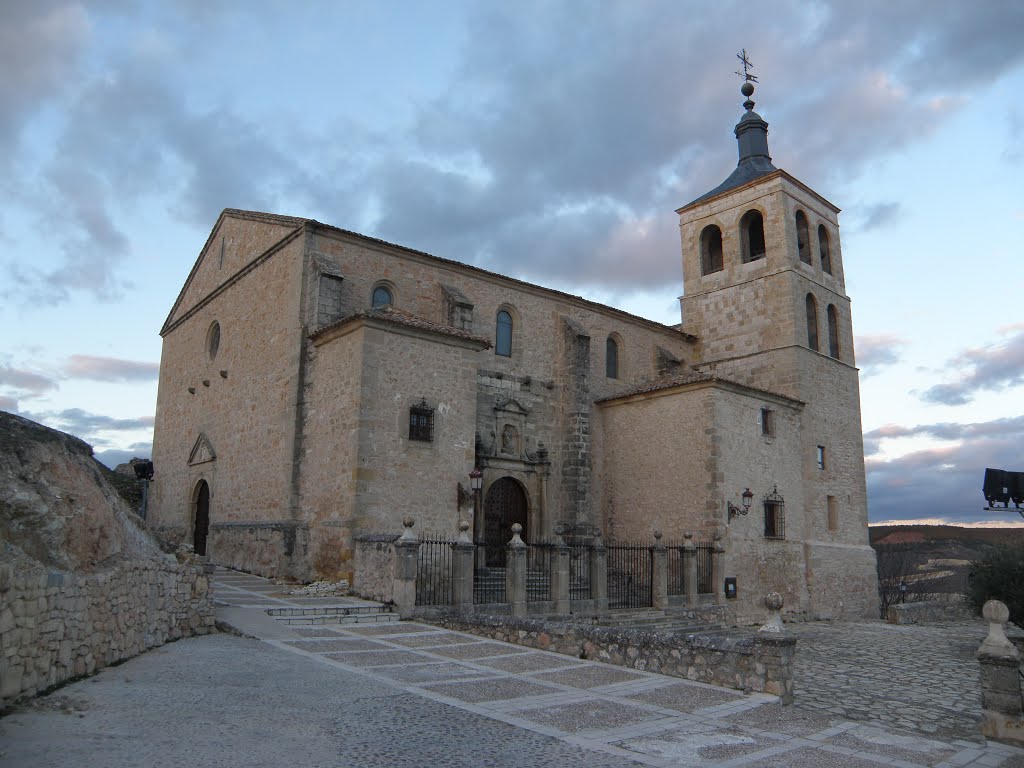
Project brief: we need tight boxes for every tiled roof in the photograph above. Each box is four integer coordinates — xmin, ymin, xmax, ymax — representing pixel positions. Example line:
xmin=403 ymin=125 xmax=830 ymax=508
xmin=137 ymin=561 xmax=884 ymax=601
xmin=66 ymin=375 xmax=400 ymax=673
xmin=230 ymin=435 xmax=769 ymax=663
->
xmin=310 ymin=306 xmax=492 ymax=347
xmin=597 ymin=370 xmax=802 ymax=405
xmin=220 ymin=209 xmax=696 ymax=342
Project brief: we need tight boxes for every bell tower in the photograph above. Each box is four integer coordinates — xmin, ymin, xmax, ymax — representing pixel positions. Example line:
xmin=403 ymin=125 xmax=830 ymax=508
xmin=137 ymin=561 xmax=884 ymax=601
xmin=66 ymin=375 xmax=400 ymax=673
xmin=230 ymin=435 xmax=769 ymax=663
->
xmin=676 ymin=56 xmax=877 ymax=619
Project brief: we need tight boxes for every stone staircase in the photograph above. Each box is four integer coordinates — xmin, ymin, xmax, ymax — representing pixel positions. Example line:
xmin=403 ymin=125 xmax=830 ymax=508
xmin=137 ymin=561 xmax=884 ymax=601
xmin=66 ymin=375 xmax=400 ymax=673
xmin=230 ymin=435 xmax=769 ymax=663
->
xmin=594 ymin=608 xmax=724 ymax=636
xmin=265 ymin=604 xmax=397 ymax=626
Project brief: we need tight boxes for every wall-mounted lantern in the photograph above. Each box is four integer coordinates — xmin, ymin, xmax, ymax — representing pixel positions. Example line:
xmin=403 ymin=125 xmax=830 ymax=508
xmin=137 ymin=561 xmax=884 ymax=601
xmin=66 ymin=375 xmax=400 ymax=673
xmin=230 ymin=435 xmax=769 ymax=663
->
xmin=727 ymin=488 xmax=754 ymax=521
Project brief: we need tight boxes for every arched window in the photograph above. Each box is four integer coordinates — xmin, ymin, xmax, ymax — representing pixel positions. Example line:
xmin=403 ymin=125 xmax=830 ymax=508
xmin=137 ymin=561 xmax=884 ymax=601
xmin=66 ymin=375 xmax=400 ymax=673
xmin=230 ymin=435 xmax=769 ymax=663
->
xmin=818 ymin=225 xmax=833 ymax=274
xmin=827 ymin=304 xmax=840 ymax=358
xmin=740 ymin=210 xmax=766 ymax=263
xmin=805 ymin=293 xmax=819 ymax=351
xmin=795 ymin=211 xmax=811 ymax=264
xmin=495 ymin=310 xmax=513 ymax=357
xmin=372 ymin=285 xmax=393 ymax=308
xmin=606 ymin=336 xmax=619 ymax=379
xmin=206 ymin=321 xmax=221 ymax=361
xmin=700 ymin=224 xmax=724 ymax=275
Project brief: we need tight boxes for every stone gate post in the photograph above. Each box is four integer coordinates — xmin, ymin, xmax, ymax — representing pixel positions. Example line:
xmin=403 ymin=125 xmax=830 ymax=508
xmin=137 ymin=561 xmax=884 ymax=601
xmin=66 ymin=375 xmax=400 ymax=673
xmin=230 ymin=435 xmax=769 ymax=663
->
xmin=590 ymin=533 xmax=608 ymax=615
xmin=393 ymin=516 xmax=419 ymax=619
xmin=550 ymin=529 xmax=570 ymax=615
xmin=651 ymin=531 xmax=668 ymax=611
xmin=976 ymin=599 xmax=1024 ymax=745
xmin=683 ymin=532 xmax=697 ymax=608
xmin=506 ymin=523 xmax=528 ymax=617
xmin=451 ymin=521 xmax=475 ymax=612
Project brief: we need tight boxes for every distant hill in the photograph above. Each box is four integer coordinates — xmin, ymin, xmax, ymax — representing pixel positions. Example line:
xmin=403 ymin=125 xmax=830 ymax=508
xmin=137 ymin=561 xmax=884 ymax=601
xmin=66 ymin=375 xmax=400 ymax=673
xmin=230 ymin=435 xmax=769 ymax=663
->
xmin=869 ymin=524 xmax=1024 ymax=600
xmin=870 ymin=524 xmax=1024 ymax=547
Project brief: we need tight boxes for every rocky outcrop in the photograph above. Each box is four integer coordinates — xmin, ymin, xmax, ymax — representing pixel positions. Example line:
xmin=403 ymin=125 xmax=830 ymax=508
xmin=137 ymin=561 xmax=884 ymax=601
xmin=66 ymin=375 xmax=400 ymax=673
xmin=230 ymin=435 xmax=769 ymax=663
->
xmin=0 ymin=411 xmax=160 ymax=572
xmin=0 ymin=411 xmax=214 ymax=709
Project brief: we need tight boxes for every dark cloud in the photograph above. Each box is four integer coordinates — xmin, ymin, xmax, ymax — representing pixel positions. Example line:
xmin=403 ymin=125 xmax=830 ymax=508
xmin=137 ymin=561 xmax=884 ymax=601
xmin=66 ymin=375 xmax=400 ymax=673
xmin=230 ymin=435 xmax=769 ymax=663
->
xmin=0 ymin=365 xmax=58 ymax=394
xmin=0 ymin=2 xmax=88 ymax=158
xmin=6 ymin=1 xmax=1024 ymax=303
xmin=865 ymin=414 xmax=1024 ymax=524
xmin=920 ymin=325 xmax=1024 ymax=405
xmin=28 ymin=408 xmax=154 ymax=435
xmin=64 ymin=354 xmax=159 ymax=382
xmin=855 ymin=334 xmax=906 ymax=376
xmin=853 ymin=202 xmax=902 ymax=232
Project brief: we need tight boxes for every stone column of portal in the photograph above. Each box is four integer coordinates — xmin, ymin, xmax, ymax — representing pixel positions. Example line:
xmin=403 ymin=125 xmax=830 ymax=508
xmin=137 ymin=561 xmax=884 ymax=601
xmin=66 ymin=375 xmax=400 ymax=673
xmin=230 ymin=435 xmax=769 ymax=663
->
xmin=451 ymin=521 xmax=475 ymax=612
xmin=976 ymin=599 xmax=1024 ymax=746
xmin=683 ymin=532 xmax=698 ymax=608
xmin=506 ymin=524 xmax=528 ymax=617
xmin=651 ymin=531 xmax=668 ymax=611
xmin=393 ymin=516 xmax=420 ymax=619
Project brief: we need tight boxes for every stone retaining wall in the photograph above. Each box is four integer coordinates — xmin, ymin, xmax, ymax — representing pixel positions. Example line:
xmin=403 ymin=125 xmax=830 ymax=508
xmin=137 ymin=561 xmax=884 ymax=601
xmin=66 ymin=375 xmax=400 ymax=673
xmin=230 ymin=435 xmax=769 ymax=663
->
xmin=432 ymin=614 xmax=796 ymax=703
xmin=886 ymin=600 xmax=974 ymax=625
xmin=353 ymin=534 xmax=399 ymax=603
xmin=0 ymin=558 xmax=215 ymax=710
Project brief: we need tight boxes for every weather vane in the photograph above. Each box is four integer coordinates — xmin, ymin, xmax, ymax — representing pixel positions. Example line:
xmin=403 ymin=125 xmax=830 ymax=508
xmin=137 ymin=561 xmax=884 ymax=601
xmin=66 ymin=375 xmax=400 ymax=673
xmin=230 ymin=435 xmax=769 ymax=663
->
xmin=734 ymin=49 xmax=759 ymax=83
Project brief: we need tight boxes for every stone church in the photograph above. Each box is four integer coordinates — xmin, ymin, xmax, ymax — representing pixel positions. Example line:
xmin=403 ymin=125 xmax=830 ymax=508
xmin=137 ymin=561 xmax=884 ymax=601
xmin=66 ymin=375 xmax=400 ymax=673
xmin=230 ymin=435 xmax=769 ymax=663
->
xmin=149 ymin=82 xmax=878 ymax=621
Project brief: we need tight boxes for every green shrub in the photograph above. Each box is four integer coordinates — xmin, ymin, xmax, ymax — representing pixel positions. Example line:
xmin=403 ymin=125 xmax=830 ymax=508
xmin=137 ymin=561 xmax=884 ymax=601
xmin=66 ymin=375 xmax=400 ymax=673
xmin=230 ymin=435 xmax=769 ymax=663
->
xmin=968 ymin=544 xmax=1024 ymax=625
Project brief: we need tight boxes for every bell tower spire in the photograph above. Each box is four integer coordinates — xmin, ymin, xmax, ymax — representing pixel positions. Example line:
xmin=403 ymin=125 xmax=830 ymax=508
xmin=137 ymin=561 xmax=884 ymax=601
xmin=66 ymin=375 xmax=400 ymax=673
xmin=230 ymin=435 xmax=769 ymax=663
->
xmin=733 ymin=50 xmax=773 ymax=172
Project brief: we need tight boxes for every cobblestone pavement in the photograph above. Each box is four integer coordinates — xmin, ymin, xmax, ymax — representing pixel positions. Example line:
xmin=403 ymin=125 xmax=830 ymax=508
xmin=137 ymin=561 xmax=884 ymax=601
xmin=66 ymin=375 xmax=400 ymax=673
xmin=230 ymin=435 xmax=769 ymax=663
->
xmin=788 ymin=621 xmax=988 ymax=742
xmin=1 ymin=569 xmax=1021 ymax=768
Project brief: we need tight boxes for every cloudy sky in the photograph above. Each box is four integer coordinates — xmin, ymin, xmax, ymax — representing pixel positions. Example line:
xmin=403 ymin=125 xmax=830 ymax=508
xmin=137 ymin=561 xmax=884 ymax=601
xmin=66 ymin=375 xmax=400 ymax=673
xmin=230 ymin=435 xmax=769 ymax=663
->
xmin=2 ymin=1 xmax=1022 ymax=527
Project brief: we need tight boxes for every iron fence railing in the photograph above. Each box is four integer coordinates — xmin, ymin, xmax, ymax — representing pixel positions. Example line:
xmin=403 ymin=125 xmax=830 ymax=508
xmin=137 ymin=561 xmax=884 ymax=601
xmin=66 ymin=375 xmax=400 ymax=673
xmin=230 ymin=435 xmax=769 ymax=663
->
xmin=696 ymin=542 xmax=714 ymax=594
xmin=473 ymin=542 xmax=507 ymax=604
xmin=606 ymin=541 xmax=652 ymax=609
xmin=415 ymin=535 xmax=454 ymax=606
xmin=568 ymin=543 xmax=591 ymax=600
xmin=526 ymin=540 xmax=555 ymax=601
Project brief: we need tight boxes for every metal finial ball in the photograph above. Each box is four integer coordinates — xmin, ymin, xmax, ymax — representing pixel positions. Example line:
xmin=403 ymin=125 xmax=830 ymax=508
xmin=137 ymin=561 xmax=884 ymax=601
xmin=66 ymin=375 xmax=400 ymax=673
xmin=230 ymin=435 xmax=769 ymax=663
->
xmin=741 ymin=81 xmax=755 ymax=97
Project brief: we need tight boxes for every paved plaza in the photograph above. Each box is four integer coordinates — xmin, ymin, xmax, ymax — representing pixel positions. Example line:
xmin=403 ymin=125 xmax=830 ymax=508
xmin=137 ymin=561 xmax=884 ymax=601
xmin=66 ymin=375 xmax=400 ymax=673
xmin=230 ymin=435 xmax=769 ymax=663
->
xmin=1 ymin=569 xmax=1021 ymax=767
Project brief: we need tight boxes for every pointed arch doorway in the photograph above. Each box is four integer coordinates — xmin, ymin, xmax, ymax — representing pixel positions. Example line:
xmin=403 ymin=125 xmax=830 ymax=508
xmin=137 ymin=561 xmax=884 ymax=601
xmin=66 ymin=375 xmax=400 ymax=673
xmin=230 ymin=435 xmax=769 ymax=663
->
xmin=192 ymin=480 xmax=210 ymax=556
xmin=483 ymin=476 xmax=528 ymax=566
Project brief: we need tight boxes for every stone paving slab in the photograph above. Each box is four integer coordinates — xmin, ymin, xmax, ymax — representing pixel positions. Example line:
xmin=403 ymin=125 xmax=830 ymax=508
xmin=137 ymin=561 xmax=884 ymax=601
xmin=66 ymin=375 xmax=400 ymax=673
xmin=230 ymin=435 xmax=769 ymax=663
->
xmin=533 ymin=664 xmax=648 ymax=689
xmin=159 ymin=566 xmax=1024 ymax=767
xmin=627 ymin=680 xmax=747 ymax=713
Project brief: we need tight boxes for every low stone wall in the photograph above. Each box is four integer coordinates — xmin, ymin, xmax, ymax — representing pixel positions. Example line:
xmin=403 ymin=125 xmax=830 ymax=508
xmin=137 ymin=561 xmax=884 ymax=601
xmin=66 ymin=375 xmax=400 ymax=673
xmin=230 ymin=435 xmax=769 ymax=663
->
xmin=0 ymin=557 xmax=215 ymax=710
xmin=353 ymin=534 xmax=399 ymax=602
xmin=886 ymin=600 xmax=974 ymax=625
xmin=431 ymin=614 xmax=796 ymax=703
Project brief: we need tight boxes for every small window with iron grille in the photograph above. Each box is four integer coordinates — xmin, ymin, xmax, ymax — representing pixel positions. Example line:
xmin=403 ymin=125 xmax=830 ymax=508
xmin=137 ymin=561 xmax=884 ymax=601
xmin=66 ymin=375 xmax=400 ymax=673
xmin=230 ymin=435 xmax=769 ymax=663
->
xmin=408 ymin=400 xmax=434 ymax=442
xmin=763 ymin=486 xmax=785 ymax=539
xmin=760 ymin=407 xmax=775 ymax=437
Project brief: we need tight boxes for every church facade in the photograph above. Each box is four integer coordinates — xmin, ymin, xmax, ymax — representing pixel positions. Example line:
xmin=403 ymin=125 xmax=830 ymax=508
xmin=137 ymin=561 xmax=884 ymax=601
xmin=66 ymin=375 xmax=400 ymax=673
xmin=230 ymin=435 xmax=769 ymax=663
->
xmin=149 ymin=85 xmax=878 ymax=621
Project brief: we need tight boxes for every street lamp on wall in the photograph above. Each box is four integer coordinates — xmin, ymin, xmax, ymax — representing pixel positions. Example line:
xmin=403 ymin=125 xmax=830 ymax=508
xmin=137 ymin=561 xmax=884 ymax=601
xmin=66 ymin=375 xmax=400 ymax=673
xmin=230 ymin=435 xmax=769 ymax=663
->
xmin=727 ymin=488 xmax=754 ymax=521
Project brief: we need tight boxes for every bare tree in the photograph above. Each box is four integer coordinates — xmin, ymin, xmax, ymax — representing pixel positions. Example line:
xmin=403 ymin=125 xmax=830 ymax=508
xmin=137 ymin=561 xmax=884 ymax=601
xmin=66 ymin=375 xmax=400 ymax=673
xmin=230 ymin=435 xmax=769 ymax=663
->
xmin=875 ymin=543 xmax=929 ymax=619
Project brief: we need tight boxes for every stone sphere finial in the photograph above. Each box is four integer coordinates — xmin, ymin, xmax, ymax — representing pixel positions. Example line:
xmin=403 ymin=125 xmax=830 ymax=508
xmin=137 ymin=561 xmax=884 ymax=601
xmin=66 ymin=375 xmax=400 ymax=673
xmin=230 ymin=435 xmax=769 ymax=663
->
xmin=398 ymin=515 xmax=418 ymax=543
xmin=511 ymin=523 xmax=522 ymax=535
xmin=978 ymin=599 xmax=1016 ymax=657
xmin=759 ymin=592 xmax=786 ymax=634
xmin=983 ymin=599 xmax=1010 ymax=625
xmin=458 ymin=520 xmax=470 ymax=533
xmin=684 ymin=531 xmax=693 ymax=540
xmin=654 ymin=530 xmax=663 ymax=541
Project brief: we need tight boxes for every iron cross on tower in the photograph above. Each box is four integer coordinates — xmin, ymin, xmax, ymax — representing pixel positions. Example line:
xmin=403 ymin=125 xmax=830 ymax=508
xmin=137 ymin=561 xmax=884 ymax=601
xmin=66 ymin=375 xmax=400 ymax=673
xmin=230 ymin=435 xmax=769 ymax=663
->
xmin=735 ymin=49 xmax=758 ymax=83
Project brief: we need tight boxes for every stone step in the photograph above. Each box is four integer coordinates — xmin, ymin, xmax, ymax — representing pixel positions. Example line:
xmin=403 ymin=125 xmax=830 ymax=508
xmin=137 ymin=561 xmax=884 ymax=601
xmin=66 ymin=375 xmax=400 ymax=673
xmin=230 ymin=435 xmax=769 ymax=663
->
xmin=266 ymin=604 xmax=396 ymax=626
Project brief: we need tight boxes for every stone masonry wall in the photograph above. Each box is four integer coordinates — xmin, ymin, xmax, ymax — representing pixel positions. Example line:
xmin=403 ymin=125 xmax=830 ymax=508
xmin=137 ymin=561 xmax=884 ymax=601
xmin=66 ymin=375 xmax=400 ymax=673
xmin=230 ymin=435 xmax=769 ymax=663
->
xmin=0 ymin=558 xmax=215 ymax=710
xmin=433 ymin=614 xmax=796 ymax=703
xmin=352 ymin=535 xmax=399 ymax=603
